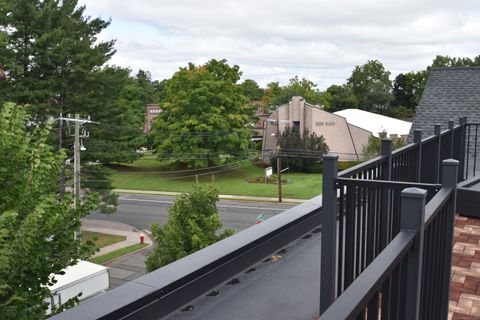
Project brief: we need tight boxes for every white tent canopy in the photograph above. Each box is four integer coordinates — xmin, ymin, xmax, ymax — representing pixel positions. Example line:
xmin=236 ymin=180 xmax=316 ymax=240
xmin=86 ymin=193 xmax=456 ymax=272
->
xmin=334 ymin=109 xmax=412 ymax=138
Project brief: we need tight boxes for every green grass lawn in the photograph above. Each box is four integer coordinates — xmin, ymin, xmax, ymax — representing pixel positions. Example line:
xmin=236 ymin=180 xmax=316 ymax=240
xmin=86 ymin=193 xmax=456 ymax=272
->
xmin=81 ymin=231 xmax=126 ymax=249
xmin=110 ymin=155 xmax=322 ymax=199
xmin=90 ymin=243 xmax=149 ymax=265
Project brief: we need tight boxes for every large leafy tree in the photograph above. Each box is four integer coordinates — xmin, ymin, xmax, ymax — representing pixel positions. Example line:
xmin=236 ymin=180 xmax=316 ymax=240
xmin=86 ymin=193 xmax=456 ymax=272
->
xmin=146 ymin=184 xmax=233 ymax=271
xmin=238 ymin=79 xmax=264 ymax=101
xmin=347 ymin=60 xmax=393 ymax=112
xmin=324 ymin=84 xmax=358 ymax=112
xmin=151 ymin=59 xmax=256 ymax=168
xmin=392 ymin=72 xmax=427 ymax=110
xmin=0 ymin=103 xmax=98 ymax=319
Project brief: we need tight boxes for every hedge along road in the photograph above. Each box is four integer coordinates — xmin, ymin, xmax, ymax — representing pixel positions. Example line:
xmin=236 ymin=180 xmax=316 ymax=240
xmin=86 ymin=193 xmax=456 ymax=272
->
xmin=87 ymin=193 xmax=298 ymax=233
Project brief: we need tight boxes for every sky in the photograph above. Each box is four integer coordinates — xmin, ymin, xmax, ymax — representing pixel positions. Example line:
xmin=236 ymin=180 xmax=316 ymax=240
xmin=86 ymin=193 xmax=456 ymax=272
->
xmin=80 ymin=0 xmax=480 ymax=89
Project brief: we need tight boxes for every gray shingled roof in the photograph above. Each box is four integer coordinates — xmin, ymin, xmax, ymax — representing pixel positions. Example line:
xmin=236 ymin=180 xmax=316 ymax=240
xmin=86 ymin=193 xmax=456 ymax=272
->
xmin=410 ymin=67 xmax=480 ymax=140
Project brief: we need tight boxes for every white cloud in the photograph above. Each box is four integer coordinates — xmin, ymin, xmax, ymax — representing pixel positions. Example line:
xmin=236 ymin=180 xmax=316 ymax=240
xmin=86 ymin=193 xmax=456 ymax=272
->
xmin=80 ymin=0 xmax=480 ymax=88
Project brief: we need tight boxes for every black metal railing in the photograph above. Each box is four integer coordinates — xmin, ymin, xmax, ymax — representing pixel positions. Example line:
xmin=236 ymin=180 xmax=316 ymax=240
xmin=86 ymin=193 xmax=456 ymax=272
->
xmin=319 ymin=117 xmax=472 ymax=318
xmin=334 ymin=177 xmax=440 ymax=297
xmin=321 ymin=160 xmax=458 ymax=320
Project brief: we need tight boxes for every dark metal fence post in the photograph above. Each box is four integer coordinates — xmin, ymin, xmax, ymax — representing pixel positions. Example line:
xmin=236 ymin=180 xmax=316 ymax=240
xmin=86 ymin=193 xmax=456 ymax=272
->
xmin=440 ymin=159 xmax=459 ymax=320
xmin=400 ymin=187 xmax=427 ymax=320
xmin=435 ymin=124 xmax=441 ymax=183
xmin=320 ymin=154 xmax=339 ymax=315
xmin=414 ymin=130 xmax=422 ymax=182
xmin=380 ymin=139 xmax=392 ymax=247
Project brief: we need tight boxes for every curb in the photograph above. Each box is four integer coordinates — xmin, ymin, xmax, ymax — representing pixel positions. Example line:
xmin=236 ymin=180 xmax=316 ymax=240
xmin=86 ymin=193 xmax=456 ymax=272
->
xmin=113 ymin=189 xmax=307 ymax=204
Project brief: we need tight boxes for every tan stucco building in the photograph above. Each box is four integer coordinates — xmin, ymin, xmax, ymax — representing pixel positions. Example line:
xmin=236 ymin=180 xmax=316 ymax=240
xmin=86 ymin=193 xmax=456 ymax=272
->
xmin=262 ymin=96 xmax=371 ymax=161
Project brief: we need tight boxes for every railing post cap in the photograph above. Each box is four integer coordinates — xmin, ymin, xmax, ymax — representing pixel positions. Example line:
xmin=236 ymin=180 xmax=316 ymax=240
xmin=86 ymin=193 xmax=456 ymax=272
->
xmin=401 ymin=187 xmax=428 ymax=199
xmin=414 ymin=129 xmax=422 ymax=133
xmin=323 ymin=154 xmax=339 ymax=160
xmin=442 ymin=159 xmax=459 ymax=166
xmin=382 ymin=137 xmax=392 ymax=142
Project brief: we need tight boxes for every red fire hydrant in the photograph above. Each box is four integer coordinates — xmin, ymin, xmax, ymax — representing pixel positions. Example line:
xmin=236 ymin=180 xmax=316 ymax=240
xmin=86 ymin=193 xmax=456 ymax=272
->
xmin=139 ymin=233 xmax=145 ymax=244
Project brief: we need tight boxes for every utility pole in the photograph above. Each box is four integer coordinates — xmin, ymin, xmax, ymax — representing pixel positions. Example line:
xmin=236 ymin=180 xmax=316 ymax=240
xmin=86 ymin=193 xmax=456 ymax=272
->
xmin=57 ymin=114 xmax=98 ymax=206
xmin=73 ymin=114 xmax=81 ymax=206
xmin=276 ymin=109 xmax=282 ymax=202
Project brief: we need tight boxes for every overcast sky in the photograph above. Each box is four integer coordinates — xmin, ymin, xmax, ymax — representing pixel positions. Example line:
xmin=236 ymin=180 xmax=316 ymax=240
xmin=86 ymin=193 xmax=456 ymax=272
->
xmin=80 ymin=0 xmax=480 ymax=89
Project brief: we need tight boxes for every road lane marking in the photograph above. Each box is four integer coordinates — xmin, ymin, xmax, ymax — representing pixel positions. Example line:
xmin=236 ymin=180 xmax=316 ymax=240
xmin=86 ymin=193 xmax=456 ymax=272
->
xmin=119 ymin=198 xmax=288 ymax=211
xmin=118 ymin=195 xmax=130 ymax=200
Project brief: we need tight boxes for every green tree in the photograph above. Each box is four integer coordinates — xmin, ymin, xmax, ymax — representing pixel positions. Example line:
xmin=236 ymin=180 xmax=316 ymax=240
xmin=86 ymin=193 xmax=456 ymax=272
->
xmin=392 ymin=71 xmax=428 ymax=110
xmin=271 ymin=126 xmax=329 ymax=172
xmin=347 ymin=60 xmax=393 ymax=112
xmin=239 ymin=79 xmax=264 ymax=101
xmin=265 ymin=76 xmax=326 ymax=108
xmin=431 ymin=54 xmax=480 ymax=68
xmin=0 ymin=103 xmax=98 ymax=319
xmin=146 ymin=184 xmax=233 ymax=271
xmin=0 ymin=0 xmax=130 ymax=210
xmin=74 ymin=66 xmax=146 ymax=164
xmin=0 ymin=0 xmax=115 ymax=114
xmin=151 ymin=59 xmax=256 ymax=168
xmin=324 ymin=84 xmax=358 ymax=111
xmin=263 ymin=81 xmax=281 ymax=111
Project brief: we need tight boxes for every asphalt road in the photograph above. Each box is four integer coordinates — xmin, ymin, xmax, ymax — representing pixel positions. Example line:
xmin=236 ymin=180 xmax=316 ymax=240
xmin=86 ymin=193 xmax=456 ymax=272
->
xmin=87 ymin=194 xmax=297 ymax=233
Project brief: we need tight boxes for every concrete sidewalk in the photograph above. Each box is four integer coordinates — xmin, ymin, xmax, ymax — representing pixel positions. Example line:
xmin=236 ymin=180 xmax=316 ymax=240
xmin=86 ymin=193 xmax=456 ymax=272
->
xmin=114 ymin=188 xmax=307 ymax=204
xmin=81 ymin=219 xmax=152 ymax=258
xmin=81 ymin=219 xmax=154 ymax=289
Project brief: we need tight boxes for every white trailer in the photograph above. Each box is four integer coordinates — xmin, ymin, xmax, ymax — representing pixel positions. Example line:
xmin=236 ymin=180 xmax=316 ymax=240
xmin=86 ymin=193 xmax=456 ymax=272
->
xmin=46 ymin=260 xmax=109 ymax=313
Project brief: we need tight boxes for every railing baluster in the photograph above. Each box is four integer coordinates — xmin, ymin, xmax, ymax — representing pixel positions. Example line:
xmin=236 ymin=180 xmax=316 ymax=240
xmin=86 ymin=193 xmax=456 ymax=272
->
xmin=435 ymin=124 xmax=441 ymax=183
xmin=449 ymin=120 xmax=454 ymax=158
xmin=345 ymin=184 xmax=355 ymax=288
xmin=466 ymin=121 xmax=471 ymax=179
xmin=414 ymin=130 xmax=423 ymax=183
xmin=474 ymin=124 xmax=478 ymax=177
xmin=337 ymin=184 xmax=345 ymax=296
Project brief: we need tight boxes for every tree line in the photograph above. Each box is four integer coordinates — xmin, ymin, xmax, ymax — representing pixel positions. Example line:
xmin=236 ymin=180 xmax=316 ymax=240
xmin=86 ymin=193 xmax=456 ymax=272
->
xmin=240 ymin=55 xmax=480 ymax=118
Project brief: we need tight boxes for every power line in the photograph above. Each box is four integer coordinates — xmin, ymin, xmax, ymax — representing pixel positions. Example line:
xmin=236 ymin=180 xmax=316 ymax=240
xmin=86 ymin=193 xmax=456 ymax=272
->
xmin=84 ymin=159 xmax=252 ymax=174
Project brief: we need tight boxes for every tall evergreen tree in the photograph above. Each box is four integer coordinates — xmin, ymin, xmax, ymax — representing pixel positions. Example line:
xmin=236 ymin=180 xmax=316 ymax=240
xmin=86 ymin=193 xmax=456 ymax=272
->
xmin=0 ymin=1 xmax=147 ymax=209
xmin=0 ymin=0 xmax=115 ymax=115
